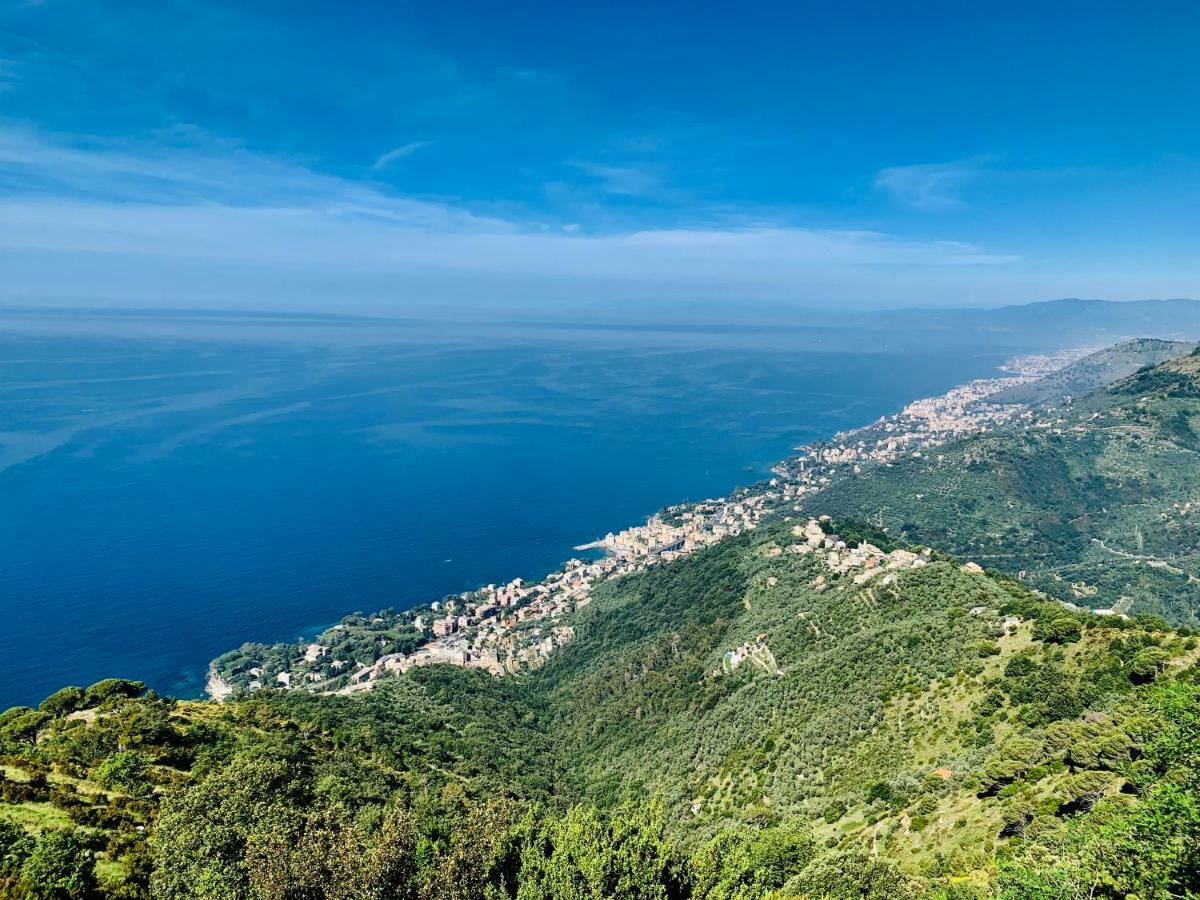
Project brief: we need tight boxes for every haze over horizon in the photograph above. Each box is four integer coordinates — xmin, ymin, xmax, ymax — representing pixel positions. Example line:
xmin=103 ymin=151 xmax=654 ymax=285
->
xmin=2 ymin=1 xmax=1198 ymax=312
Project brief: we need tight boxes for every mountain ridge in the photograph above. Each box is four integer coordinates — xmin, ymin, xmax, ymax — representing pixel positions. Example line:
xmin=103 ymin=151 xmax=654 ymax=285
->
xmin=990 ymin=338 xmax=1199 ymax=407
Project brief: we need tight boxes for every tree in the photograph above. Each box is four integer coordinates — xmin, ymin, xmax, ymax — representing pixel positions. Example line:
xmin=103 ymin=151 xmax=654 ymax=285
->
xmin=421 ymin=797 xmax=520 ymax=900
xmin=243 ymin=802 xmax=418 ymax=900
xmin=0 ymin=820 xmax=34 ymax=877
xmin=0 ymin=708 xmax=50 ymax=747
xmin=21 ymin=829 xmax=96 ymax=899
xmin=1129 ymin=647 xmax=1171 ymax=683
xmin=39 ymin=687 xmax=86 ymax=718
xmin=95 ymin=750 xmax=152 ymax=797
xmin=1035 ymin=615 xmax=1082 ymax=646
xmin=364 ymin=805 xmax=420 ymax=900
xmin=83 ymin=679 xmax=146 ymax=707
xmin=245 ymin=805 xmax=366 ymax=900
xmin=515 ymin=802 xmax=684 ymax=900
xmin=151 ymin=757 xmax=310 ymax=900
xmin=782 ymin=850 xmax=919 ymax=899
xmin=692 ymin=823 xmax=816 ymax=900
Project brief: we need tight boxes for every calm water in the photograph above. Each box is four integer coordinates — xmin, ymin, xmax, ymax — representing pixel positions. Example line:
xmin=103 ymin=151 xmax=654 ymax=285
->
xmin=0 ymin=310 xmax=1017 ymax=709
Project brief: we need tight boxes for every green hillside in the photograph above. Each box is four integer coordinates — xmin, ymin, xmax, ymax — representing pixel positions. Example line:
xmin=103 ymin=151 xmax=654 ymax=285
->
xmin=808 ymin=350 xmax=1200 ymax=626
xmin=3 ymin=516 xmax=1198 ymax=898
xmin=4 ymin=353 xmax=1200 ymax=898
xmin=528 ymin=520 xmax=1199 ymax=886
xmin=990 ymin=338 xmax=1197 ymax=407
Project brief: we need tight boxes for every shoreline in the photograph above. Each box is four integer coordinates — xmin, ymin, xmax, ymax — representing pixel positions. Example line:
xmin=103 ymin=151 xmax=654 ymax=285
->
xmin=206 ymin=347 xmax=1092 ymax=699
xmin=204 ymin=666 xmax=234 ymax=702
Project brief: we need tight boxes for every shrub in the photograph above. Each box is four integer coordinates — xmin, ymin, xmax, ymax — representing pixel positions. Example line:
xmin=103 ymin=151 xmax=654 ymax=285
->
xmin=83 ymin=679 xmax=146 ymax=707
xmin=20 ymin=829 xmax=96 ymax=899
xmin=39 ymin=687 xmax=86 ymax=718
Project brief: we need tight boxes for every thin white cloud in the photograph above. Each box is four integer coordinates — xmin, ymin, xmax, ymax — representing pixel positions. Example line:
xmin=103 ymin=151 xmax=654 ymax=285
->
xmin=369 ymin=141 xmax=432 ymax=171
xmin=0 ymin=123 xmax=1018 ymax=308
xmin=874 ymin=157 xmax=989 ymax=210
xmin=570 ymin=161 xmax=663 ymax=197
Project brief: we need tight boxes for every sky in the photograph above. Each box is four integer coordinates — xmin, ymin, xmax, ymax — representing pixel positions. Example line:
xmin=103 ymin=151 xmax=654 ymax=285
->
xmin=0 ymin=0 xmax=1198 ymax=313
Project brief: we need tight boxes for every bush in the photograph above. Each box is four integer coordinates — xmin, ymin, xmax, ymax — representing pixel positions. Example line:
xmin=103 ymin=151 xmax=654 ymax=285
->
xmin=0 ymin=820 xmax=34 ymax=877
xmin=20 ymin=829 xmax=96 ymax=899
xmin=823 ymin=800 xmax=847 ymax=824
xmin=83 ymin=679 xmax=146 ymax=707
xmin=95 ymin=751 xmax=152 ymax=798
xmin=39 ymin=687 xmax=86 ymax=718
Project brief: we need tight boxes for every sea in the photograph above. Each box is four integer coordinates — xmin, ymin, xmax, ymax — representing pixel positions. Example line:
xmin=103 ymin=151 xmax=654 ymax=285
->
xmin=0 ymin=307 xmax=1038 ymax=709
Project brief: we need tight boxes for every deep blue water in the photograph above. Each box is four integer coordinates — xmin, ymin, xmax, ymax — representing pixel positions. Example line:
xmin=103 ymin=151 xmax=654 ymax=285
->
xmin=0 ymin=310 xmax=1020 ymax=709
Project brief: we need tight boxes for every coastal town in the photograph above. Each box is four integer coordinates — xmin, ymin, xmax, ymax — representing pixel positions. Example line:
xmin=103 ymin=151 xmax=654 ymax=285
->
xmin=208 ymin=349 xmax=1090 ymax=700
xmin=771 ymin=348 xmax=1092 ymax=486
xmin=208 ymin=490 xmax=776 ymax=697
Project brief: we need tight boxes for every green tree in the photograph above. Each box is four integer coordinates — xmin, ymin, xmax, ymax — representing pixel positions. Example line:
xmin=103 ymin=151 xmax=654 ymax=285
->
xmin=691 ymin=823 xmax=815 ymax=900
xmin=39 ymin=686 xmax=86 ymax=718
xmin=782 ymin=850 xmax=919 ymax=899
xmin=1129 ymin=647 xmax=1171 ymax=683
xmin=515 ymin=802 xmax=684 ymax=900
xmin=83 ymin=679 xmax=146 ymax=708
xmin=0 ymin=820 xmax=34 ymax=877
xmin=95 ymin=750 xmax=152 ymax=797
xmin=1034 ymin=616 xmax=1082 ymax=645
xmin=151 ymin=757 xmax=310 ymax=900
xmin=21 ymin=829 xmax=96 ymax=899
xmin=0 ymin=707 xmax=50 ymax=747
xmin=243 ymin=802 xmax=418 ymax=900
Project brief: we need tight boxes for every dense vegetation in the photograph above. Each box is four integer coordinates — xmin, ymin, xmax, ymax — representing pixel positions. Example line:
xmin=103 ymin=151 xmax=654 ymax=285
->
xmin=5 ymin=353 xmax=1200 ymax=898
xmin=4 ymin=520 xmax=1197 ymax=898
xmin=808 ymin=350 xmax=1200 ymax=625
xmin=214 ymin=607 xmax=428 ymax=693
xmin=990 ymin=339 xmax=1198 ymax=408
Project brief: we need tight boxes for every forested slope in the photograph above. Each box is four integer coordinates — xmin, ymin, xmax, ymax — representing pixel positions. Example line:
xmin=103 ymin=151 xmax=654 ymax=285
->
xmin=4 ymin=353 xmax=1200 ymax=898
xmin=808 ymin=351 xmax=1200 ymax=625
xmin=990 ymin=338 xmax=1196 ymax=407
xmin=3 ymin=516 xmax=1198 ymax=898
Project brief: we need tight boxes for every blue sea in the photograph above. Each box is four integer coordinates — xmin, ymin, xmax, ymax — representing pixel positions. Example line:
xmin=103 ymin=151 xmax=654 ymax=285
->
xmin=0 ymin=308 xmax=1029 ymax=709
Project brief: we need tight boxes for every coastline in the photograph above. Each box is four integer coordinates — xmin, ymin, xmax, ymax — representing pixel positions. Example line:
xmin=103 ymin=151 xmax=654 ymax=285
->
xmin=206 ymin=347 xmax=1091 ymax=699
xmin=205 ymin=666 xmax=234 ymax=702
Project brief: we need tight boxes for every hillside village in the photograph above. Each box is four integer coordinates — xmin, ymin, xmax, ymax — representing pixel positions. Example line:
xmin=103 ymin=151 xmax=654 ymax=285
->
xmin=208 ymin=347 xmax=1102 ymax=699
xmin=772 ymin=348 xmax=1089 ymax=485
xmin=209 ymin=491 xmax=775 ymax=696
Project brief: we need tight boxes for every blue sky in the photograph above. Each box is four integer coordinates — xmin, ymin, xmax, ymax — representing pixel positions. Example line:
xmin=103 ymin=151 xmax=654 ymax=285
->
xmin=1 ymin=0 xmax=1198 ymax=311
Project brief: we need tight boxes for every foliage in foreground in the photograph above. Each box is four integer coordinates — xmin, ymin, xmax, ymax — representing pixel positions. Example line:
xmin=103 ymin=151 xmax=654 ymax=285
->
xmin=7 ymin=355 xmax=1200 ymax=897
xmin=2 ymin=522 xmax=1198 ymax=898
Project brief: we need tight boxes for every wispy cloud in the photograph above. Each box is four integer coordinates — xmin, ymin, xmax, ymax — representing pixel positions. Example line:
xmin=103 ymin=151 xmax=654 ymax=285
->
xmin=0 ymin=123 xmax=1018 ymax=308
xmin=874 ymin=157 xmax=989 ymax=210
xmin=570 ymin=161 xmax=664 ymax=197
xmin=369 ymin=141 xmax=432 ymax=171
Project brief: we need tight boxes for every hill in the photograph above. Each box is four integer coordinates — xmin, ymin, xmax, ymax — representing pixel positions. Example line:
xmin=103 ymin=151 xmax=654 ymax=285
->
xmin=4 ymin=344 xmax=1200 ymax=898
xmin=527 ymin=521 xmax=1199 ymax=877
xmin=968 ymin=298 xmax=1200 ymax=339
xmin=2 ymin=516 xmax=1198 ymax=898
xmin=990 ymin=338 xmax=1198 ymax=407
xmin=861 ymin=298 xmax=1200 ymax=352
xmin=806 ymin=350 xmax=1200 ymax=626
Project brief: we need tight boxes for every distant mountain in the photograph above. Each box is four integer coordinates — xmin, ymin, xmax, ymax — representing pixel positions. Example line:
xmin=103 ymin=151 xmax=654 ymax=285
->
xmin=860 ymin=297 xmax=1200 ymax=352
xmin=925 ymin=297 xmax=1200 ymax=335
xmin=991 ymin=337 xmax=1199 ymax=407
